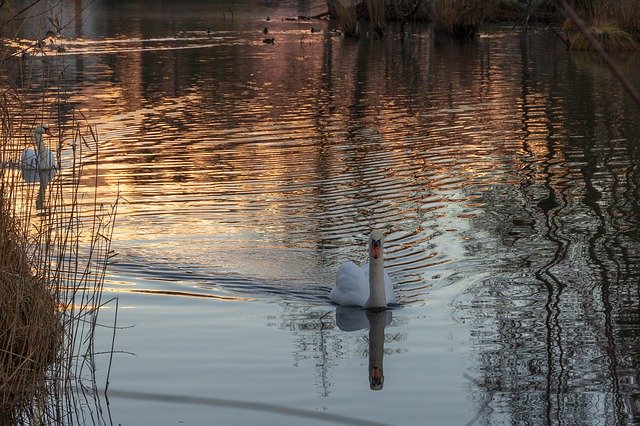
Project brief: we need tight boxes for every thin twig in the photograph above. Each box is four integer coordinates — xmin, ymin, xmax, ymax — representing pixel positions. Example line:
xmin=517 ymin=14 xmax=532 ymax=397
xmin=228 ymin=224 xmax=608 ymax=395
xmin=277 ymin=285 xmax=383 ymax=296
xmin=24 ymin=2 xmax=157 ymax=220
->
xmin=105 ymin=297 xmax=119 ymax=393
xmin=549 ymin=25 xmax=570 ymax=48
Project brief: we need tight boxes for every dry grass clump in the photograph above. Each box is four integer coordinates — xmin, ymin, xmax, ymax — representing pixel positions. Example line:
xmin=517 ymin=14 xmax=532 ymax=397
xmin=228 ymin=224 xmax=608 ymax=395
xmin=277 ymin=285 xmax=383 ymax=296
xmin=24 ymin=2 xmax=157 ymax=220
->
xmin=567 ymin=23 xmax=637 ymax=51
xmin=329 ymin=0 xmax=395 ymax=38
xmin=431 ymin=0 xmax=484 ymax=37
xmin=331 ymin=0 xmax=360 ymax=37
xmin=0 ymin=119 xmax=117 ymax=424
xmin=564 ymin=0 xmax=640 ymax=50
xmin=484 ymin=0 xmax=525 ymax=23
xmin=330 ymin=0 xmax=546 ymax=37
xmin=0 ymin=1 xmax=118 ymax=423
xmin=385 ymin=0 xmax=431 ymax=21
xmin=366 ymin=0 xmax=386 ymax=36
xmin=584 ymin=0 xmax=640 ymax=37
xmin=0 ymin=202 xmax=62 ymax=420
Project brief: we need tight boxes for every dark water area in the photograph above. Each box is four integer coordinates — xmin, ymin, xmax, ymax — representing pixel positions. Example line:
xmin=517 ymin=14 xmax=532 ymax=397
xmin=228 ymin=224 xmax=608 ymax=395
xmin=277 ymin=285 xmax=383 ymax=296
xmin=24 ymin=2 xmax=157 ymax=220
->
xmin=2 ymin=1 xmax=640 ymax=424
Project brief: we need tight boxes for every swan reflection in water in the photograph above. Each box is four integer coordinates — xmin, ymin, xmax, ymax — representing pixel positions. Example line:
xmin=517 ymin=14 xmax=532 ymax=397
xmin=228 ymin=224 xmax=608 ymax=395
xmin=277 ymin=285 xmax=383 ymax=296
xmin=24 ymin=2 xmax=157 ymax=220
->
xmin=335 ymin=307 xmax=392 ymax=390
xmin=21 ymin=165 xmax=56 ymax=210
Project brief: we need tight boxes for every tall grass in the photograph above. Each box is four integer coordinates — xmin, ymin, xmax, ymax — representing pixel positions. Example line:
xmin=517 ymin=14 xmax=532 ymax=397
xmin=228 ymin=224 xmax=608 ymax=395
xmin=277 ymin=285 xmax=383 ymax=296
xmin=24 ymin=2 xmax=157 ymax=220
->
xmin=567 ymin=23 xmax=637 ymax=51
xmin=1 ymin=1 xmax=117 ymax=423
xmin=331 ymin=0 xmax=360 ymax=37
xmin=365 ymin=0 xmax=386 ymax=36
xmin=431 ymin=0 xmax=484 ymax=36
xmin=0 ymin=193 xmax=62 ymax=423
xmin=564 ymin=0 xmax=639 ymax=51
xmin=584 ymin=0 xmax=640 ymax=36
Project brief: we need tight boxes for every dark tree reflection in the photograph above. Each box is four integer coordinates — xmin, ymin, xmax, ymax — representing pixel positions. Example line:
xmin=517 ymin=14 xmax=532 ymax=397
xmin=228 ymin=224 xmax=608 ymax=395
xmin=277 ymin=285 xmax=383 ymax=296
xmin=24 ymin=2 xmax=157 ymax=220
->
xmin=460 ymin=29 xmax=640 ymax=425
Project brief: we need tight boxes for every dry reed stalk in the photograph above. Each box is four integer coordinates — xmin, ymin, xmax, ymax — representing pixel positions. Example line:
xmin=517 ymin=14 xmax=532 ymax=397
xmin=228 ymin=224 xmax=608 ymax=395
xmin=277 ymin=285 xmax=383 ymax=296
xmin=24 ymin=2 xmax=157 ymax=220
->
xmin=366 ymin=0 xmax=386 ymax=36
xmin=585 ymin=0 xmax=638 ymax=29
xmin=1 ymin=1 xmax=118 ymax=423
xmin=331 ymin=0 xmax=360 ymax=37
xmin=562 ymin=0 xmax=639 ymax=51
xmin=431 ymin=0 xmax=484 ymax=36
xmin=1 ymin=111 xmax=118 ymax=426
xmin=567 ymin=24 xmax=637 ymax=51
xmin=612 ymin=0 xmax=640 ymax=37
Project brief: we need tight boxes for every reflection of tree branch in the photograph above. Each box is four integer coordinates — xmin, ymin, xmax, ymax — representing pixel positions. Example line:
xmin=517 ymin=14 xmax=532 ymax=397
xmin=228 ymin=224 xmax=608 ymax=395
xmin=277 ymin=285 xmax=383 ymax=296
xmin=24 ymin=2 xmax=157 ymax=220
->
xmin=280 ymin=308 xmax=337 ymax=397
xmin=317 ymin=309 xmax=333 ymax=398
xmin=558 ymin=0 xmax=640 ymax=106
xmin=463 ymin=373 xmax=496 ymax=426
xmin=461 ymin=14 xmax=640 ymax=423
xmin=581 ymin=133 xmax=626 ymax=423
xmin=534 ymin=134 xmax=571 ymax=423
xmin=105 ymin=389 xmax=392 ymax=426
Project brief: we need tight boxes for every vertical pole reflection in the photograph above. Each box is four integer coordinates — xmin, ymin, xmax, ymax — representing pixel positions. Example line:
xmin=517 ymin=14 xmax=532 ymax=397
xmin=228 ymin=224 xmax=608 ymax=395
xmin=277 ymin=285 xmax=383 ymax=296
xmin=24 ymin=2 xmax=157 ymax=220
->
xmin=580 ymin=130 xmax=625 ymax=422
xmin=519 ymin=29 xmax=569 ymax=423
xmin=534 ymin=174 xmax=567 ymax=425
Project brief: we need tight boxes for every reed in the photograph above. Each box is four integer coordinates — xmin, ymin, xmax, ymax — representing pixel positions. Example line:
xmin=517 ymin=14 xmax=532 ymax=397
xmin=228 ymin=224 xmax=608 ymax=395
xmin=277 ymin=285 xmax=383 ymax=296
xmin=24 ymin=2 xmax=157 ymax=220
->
xmin=564 ymin=0 xmax=639 ymax=51
xmin=584 ymin=0 xmax=640 ymax=35
xmin=431 ymin=0 xmax=484 ymax=37
xmin=330 ymin=0 xmax=359 ymax=37
xmin=1 ymin=1 xmax=117 ymax=423
xmin=568 ymin=23 xmax=637 ymax=51
xmin=365 ymin=0 xmax=386 ymax=36
xmin=1 ymin=121 xmax=117 ymax=425
xmin=0 ymin=197 xmax=62 ymax=421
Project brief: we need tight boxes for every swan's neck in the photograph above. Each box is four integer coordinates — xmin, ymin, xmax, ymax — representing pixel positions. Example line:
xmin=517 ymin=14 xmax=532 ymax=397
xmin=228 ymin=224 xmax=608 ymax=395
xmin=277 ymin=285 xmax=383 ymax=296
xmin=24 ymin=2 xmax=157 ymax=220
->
xmin=366 ymin=254 xmax=387 ymax=308
xmin=35 ymin=132 xmax=46 ymax=159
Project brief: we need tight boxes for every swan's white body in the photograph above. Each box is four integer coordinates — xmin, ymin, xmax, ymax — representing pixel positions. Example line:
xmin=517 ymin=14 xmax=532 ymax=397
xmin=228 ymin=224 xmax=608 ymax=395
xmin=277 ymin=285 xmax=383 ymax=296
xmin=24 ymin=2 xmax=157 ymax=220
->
xmin=22 ymin=125 xmax=56 ymax=171
xmin=329 ymin=230 xmax=396 ymax=308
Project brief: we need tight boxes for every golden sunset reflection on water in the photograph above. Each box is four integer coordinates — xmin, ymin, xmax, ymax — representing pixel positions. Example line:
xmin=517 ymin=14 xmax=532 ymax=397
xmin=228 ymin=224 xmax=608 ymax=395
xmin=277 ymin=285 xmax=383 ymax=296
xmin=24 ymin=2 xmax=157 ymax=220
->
xmin=3 ymin=4 xmax=640 ymax=423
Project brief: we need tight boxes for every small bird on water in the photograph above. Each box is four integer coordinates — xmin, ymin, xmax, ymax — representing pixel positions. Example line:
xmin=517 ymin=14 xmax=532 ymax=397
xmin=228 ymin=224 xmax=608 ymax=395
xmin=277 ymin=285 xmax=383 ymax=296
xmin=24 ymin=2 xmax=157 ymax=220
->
xmin=263 ymin=27 xmax=268 ymax=35
xmin=263 ymin=37 xmax=275 ymax=44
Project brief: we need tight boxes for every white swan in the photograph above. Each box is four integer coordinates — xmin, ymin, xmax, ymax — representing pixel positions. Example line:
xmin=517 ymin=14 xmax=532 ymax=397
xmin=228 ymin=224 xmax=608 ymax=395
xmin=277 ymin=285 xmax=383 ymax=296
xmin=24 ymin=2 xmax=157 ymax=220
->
xmin=329 ymin=230 xmax=396 ymax=308
xmin=22 ymin=124 xmax=56 ymax=171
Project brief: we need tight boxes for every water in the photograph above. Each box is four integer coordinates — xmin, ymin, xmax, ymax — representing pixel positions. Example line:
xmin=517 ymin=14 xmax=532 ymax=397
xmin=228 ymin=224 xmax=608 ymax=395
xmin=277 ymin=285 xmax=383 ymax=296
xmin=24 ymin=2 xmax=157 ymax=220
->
xmin=3 ymin=1 xmax=640 ymax=424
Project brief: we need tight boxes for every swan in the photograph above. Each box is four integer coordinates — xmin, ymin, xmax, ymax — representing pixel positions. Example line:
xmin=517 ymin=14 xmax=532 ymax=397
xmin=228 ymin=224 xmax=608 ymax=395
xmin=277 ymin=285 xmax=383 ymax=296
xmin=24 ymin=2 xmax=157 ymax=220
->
xmin=22 ymin=125 xmax=56 ymax=171
xmin=329 ymin=230 xmax=396 ymax=308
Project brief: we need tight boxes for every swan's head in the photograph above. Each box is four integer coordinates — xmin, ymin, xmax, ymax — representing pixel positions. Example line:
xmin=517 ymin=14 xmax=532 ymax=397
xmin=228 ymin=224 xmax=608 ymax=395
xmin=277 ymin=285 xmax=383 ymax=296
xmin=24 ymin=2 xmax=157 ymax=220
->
xmin=369 ymin=230 xmax=384 ymax=260
xmin=369 ymin=366 xmax=384 ymax=390
xmin=35 ymin=124 xmax=51 ymax=136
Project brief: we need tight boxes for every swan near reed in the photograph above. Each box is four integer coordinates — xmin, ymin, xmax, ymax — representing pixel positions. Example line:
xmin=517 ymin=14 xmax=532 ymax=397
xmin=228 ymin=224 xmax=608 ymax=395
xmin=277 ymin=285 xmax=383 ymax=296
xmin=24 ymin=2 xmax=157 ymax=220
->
xmin=22 ymin=125 xmax=56 ymax=171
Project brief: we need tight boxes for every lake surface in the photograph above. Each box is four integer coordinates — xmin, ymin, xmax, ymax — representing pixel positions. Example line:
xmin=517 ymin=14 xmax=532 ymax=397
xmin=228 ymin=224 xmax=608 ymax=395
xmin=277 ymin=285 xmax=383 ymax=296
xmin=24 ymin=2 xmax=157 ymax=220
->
xmin=3 ymin=1 xmax=640 ymax=424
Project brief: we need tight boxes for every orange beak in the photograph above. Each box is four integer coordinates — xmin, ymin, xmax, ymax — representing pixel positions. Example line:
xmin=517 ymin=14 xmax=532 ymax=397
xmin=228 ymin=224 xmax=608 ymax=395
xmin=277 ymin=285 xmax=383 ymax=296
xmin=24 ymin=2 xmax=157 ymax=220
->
xmin=372 ymin=240 xmax=381 ymax=259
